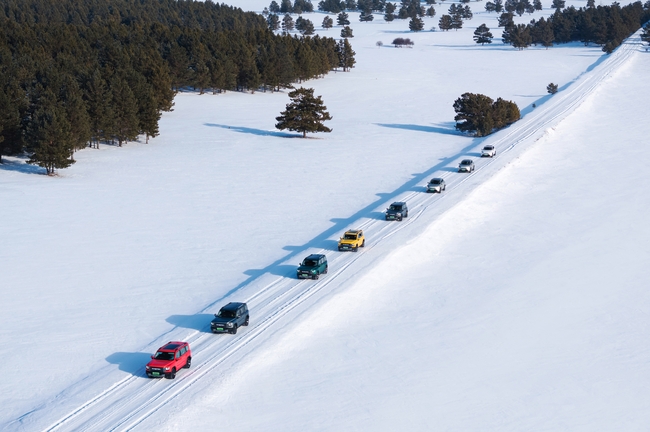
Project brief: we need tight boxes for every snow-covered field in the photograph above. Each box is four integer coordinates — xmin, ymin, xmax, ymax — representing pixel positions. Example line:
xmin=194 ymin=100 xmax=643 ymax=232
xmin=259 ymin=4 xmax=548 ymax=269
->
xmin=2 ymin=1 xmax=649 ymax=430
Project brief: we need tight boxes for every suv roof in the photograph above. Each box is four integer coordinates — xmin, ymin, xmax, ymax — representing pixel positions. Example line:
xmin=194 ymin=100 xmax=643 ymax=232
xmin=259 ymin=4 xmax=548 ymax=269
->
xmin=160 ymin=341 xmax=186 ymax=351
xmin=221 ymin=302 xmax=246 ymax=311
xmin=345 ymin=229 xmax=361 ymax=234
xmin=305 ymin=253 xmax=325 ymax=260
xmin=461 ymin=159 xmax=473 ymax=163
xmin=390 ymin=201 xmax=406 ymax=206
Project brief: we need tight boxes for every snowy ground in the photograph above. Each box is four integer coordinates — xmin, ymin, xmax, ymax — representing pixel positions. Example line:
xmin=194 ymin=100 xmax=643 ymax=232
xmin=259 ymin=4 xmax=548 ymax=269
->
xmin=1 ymin=1 xmax=649 ymax=430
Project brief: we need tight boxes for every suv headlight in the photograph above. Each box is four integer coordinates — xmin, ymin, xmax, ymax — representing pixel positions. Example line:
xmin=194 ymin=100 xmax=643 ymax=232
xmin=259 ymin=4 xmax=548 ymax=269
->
xmin=164 ymin=367 xmax=170 ymax=371
xmin=311 ymin=269 xmax=316 ymax=273
xmin=226 ymin=322 xmax=234 ymax=327
xmin=146 ymin=366 xmax=150 ymax=370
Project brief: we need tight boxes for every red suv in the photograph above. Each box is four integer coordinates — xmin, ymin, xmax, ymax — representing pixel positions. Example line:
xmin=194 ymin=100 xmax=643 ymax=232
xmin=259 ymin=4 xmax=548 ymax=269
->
xmin=145 ymin=341 xmax=192 ymax=379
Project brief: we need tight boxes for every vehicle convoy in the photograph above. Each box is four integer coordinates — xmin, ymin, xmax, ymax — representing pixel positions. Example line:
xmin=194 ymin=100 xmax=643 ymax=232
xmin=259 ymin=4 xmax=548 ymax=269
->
xmin=338 ymin=229 xmax=365 ymax=251
xmin=426 ymin=178 xmax=446 ymax=193
xmin=481 ymin=145 xmax=496 ymax=157
xmin=297 ymin=254 xmax=328 ymax=279
xmin=211 ymin=302 xmax=249 ymax=334
xmin=146 ymin=341 xmax=191 ymax=379
xmin=385 ymin=202 xmax=408 ymax=221
xmin=458 ymin=159 xmax=475 ymax=172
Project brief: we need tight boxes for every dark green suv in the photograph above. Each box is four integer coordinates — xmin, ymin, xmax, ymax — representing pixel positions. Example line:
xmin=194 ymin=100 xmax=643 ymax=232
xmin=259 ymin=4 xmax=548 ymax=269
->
xmin=297 ymin=254 xmax=328 ymax=279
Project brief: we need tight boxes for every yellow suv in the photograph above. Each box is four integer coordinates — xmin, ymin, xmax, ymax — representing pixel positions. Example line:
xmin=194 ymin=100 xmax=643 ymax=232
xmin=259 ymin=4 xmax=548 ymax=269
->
xmin=338 ymin=229 xmax=365 ymax=252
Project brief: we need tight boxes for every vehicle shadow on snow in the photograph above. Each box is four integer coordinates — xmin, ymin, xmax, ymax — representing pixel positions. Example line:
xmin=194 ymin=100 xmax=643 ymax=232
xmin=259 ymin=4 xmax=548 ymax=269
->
xmin=244 ymin=264 xmax=296 ymax=278
xmin=166 ymin=314 xmax=214 ymax=332
xmin=204 ymin=123 xmax=299 ymax=138
xmin=106 ymin=352 xmax=153 ymax=376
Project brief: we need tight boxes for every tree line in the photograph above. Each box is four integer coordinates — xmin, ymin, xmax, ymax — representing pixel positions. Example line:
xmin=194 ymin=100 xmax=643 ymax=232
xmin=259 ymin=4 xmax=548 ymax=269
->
xmin=0 ymin=0 xmax=348 ymax=173
xmin=494 ymin=1 xmax=650 ymax=51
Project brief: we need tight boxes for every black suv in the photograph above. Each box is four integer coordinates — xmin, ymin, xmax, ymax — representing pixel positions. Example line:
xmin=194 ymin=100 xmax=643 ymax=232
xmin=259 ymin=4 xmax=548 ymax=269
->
xmin=385 ymin=202 xmax=408 ymax=221
xmin=297 ymin=254 xmax=328 ymax=279
xmin=211 ymin=302 xmax=249 ymax=334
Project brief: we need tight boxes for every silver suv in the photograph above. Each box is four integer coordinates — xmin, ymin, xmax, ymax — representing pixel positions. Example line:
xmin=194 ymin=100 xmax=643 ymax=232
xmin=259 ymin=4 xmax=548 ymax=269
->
xmin=458 ymin=159 xmax=475 ymax=173
xmin=426 ymin=178 xmax=446 ymax=193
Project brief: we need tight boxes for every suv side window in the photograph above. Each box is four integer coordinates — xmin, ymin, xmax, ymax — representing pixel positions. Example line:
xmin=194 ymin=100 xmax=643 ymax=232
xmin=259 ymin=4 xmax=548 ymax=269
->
xmin=175 ymin=351 xmax=181 ymax=359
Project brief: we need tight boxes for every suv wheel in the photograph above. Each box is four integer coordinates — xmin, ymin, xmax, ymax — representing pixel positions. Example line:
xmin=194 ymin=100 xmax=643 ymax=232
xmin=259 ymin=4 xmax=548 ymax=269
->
xmin=361 ymin=239 xmax=365 ymax=247
xmin=323 ymin=267 xmax=328 ymax=274
xmin=184 ymin=357 xmax=192 ymax=369
xmin=398 ymin=215 xmax=403 ymax=221
xmin=166 ymin=367 xmax=177 ymax=379
xmin=231 ymin=325 xmax=238 ymax=335
xmin=313 ymin=274 xmax=319 ymax=280
xmin=405 ymin=211 xmax=408 ymax=218
xmin=243 ymin=315 xmax=249 ymax=326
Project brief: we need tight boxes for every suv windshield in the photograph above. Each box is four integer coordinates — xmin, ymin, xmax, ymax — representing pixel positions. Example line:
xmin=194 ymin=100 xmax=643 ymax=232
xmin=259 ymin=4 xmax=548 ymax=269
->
xmin=461 ymin=160 xmax=471 ymax=164
xmin=302 ymin=259 xmax=317 ymax=266
xmin=430 ymin=179 xmax=440 ymax=184
xmin=154 ymin=351 xmax=174 ymax=361
xmin=344 ymin=234 xmax=357 ymax=240
xmin=389 ymin=205 xmax=402 ymax=211
xmin=218 ymin=310 xmax=237 ymax=318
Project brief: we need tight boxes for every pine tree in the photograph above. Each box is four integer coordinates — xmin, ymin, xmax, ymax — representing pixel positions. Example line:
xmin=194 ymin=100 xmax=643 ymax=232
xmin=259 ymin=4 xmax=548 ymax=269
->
xmin=462 ymin=5 xmax=473 ymax=19
xmin=341 ymin=25 xmax=354 ymax=37
xmin=268 ymin=13 xmax=281 ymax=30
xmin=359 ymin=6 xmax=375 ymax=21
xmin=409 ymin=16 xmax=424 ymax=30
xmin=426 ymin=6 xmax=436 ymax=17
xmin=337 ymin=11 xmax=351 ymax=25
xmin=534 ymin=0 xmax=542 ymax=10
xmin=494 ymin=0 xmax=504 ymax=12
xmin=336 ymin=38 xmax=356 ymax=70
xmin=439 ymin=14 xmax=453 ymax=30
xmin=270 ymin=0 xmax=281 ymax=12
xmin=551 ymin=0 xmax=565 ymax=9
xmin=586 ymin=0 xmax=595 ymax=7
xmin=111 ymin=76 xmax=139 ymax=146
xmin=503 ymin=23 xmax=532 ymax=49
xmin=474 ymin=23 xmax=494 ymax=44
xmin=451 ymin=13 xmax=463 ymax=29
xmin=282 ymin=13 xmax=295 ymax=33
xmin=296 ymin=16 xmax=316 ymax=34
xmin=280 ymin=0 xmax=293 ymax=13
xmin=547 ymin=82 xmax=558 ymax=94
xmin=26 ymin=91 xmax=75 ymax=175
xmin=384 ymin=2 xmax=396 ymax=20
xmin=485 ymin=1 xmax=497 ymax=12
xmin=453 ymin=92 xmax=495 ymax=137
xmin=275 ymin=87 xmax=332 ymax=137
xmin=498 ymin=12 xmax=514 ymax=27
xmin=322 ymin=15 xmax=334 ymax=29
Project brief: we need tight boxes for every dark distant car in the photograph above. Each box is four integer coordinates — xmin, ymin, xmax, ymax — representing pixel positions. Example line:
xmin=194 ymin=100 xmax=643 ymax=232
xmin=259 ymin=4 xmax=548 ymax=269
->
xmin=211 ymin=302 xmax=249 ymax=334
xmin=481 ymin=145 xmax=496 ymax=157
xmin=426 ymin=178 xmax=446 ymax=193
xmin=146 ymin=341 xmax=191 ymax=379
xmin=297 ymin=254 xmax=328 ymax=279
xmin=458 ymin=159 xmax=475 ymax=173
xmin=385 ymin=202 xmax=408 ymax=221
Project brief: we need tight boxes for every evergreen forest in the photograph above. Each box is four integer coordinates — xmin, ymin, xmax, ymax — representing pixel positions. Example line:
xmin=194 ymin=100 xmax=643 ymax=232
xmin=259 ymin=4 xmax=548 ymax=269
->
xmin=0 ymin=0 xmax=345 ymax=173
xmin=496 ymin=1 xmax=650 ymax=51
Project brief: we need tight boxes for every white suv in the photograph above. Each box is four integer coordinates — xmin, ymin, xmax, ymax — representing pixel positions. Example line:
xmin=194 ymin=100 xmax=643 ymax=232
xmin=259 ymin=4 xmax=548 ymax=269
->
xmin=481 ymin=145 xmax=496 ymax=157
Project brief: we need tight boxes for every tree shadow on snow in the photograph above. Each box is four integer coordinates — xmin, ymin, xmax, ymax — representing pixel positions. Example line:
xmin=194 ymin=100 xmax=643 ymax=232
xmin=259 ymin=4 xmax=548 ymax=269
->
xmin=0 ymin=158 xmax=45 ymax=175
xmin=375 ymin=122 xmax=460 ymax=135
xmin=106 ymin=352 xmax=153 ymax=376
xmin=166 ymin=314 xmax=214 ymax=332
xmin=204 ymin=123 xmax=300 ymax=138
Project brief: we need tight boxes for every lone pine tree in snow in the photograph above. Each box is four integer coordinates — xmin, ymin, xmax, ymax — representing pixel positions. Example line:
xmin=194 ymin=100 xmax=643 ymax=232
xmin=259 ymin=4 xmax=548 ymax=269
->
xmin=275 ymin=87 xmax=332 ymax=138
xmin=474 ymin=23 xmax=493 ymax=44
